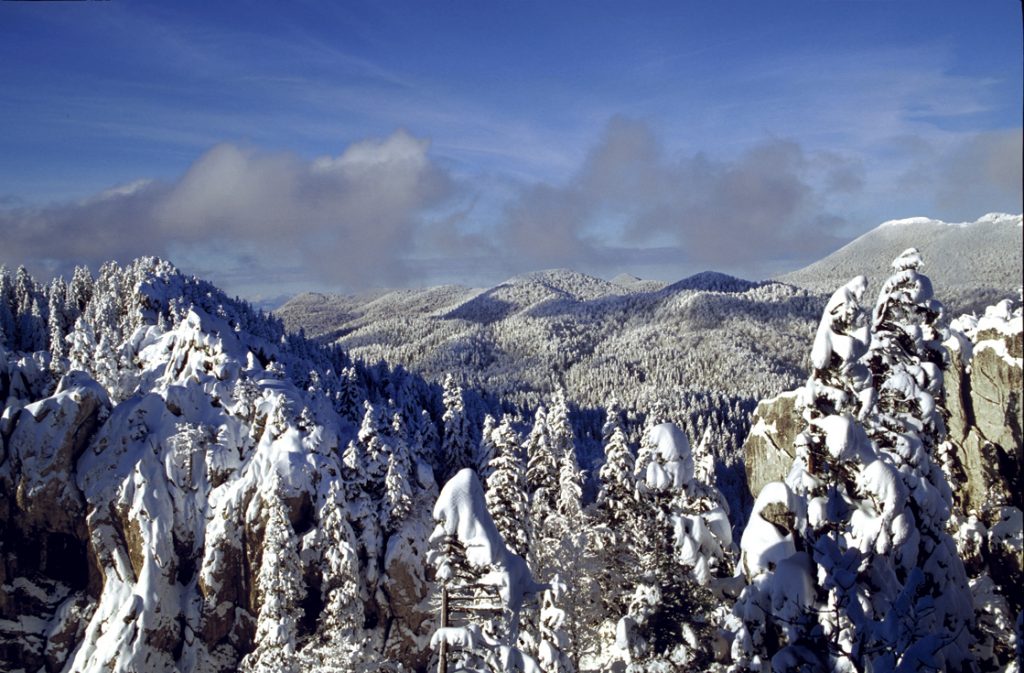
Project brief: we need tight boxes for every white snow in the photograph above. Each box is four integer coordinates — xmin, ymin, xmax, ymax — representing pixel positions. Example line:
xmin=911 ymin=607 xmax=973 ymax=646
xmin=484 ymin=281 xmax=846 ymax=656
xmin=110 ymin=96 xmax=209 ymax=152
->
xmin=431 ymin=468 xmax=544 ymax=622
xmin=739 ymin=481 xmax=804 ymax=577
xmin=811 ymin=275 xmax=869 ymax=370
xmin=645 ymin=423 xmax=693 ymax=490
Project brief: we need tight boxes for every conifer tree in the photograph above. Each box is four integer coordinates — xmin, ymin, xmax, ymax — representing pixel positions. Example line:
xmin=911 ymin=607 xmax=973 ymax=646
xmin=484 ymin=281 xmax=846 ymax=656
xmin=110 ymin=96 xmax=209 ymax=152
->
xmin=597 ymin=425 xmax=637 ymax=533
xmin=538 ymin=576 xmax=575 ymax=673
xmin=385 ymin=451 xmax=413 ymax=532
xmin=0 ymin=266 xmax=16 ymax=349
xmin=548 ymin=388 xmax=575 ymax=463
xmin=47 ymin=276 xmax=68 ymax=346
xmin=634 ymin=399 xmax=669 ymax=485
xmin=358 ymin=401 xmax=389 ymax=484
xmin=863 ymin=249 xmax=976 ymax=669
xmin=298 ymin=482 xmax=366 ymax=672
xmin=66 ymin=264 xmax=93 ymax=321
xmin=441 ymin=374 xmax=474 ymax=482
xmin=601 ymin=395 xmax=624 ymax=444
xmin=525 ymin=406 xmax=558 ymax=518
xmin=477 ymin=413 xmax=498 ymax=480
xmin=336 ymin=366 xmax=364 ymax=423
xmin=730 ymin=263 xmax=978 ymax=673
xmin=484 ymin=416 xmax=530 ymax=557
xmin=595 ymin=424 xmax=640 ymax=619
xmin=243 ymin=492 xmax=304 ymax=673
xmin=621 ymin=422 xmax=720 ymax=669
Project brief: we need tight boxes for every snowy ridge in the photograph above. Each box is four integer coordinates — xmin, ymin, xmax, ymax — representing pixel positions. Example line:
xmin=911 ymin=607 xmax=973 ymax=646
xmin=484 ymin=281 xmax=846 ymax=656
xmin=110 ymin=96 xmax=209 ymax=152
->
xmin=662 ymin=270 xmax=762 ymax=294
xmin=279 ymin=268 xmax=821 ymax=473
xmin=778 ymin=213 xmax=1023 ymax=313
xmin=1 ymin=258 xmax=452 ymax=672
xmin=878 ymin=212 xmax=1021 ymax=229
xmin=2 ymin=249 xmax=1020 ymax=672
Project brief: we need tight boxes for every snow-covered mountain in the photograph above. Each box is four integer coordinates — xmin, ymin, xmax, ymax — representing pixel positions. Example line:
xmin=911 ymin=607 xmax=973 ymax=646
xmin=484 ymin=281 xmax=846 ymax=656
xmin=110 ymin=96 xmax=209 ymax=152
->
xmin=279 ymin=268 xmax=819 ymax=417
xmin=2 ymin=250 xmax=1021 ymax=672
xmin=278 ymin=268 xmax=822 ymax=517
xmin=777 ymin=212 xmax=1023 ymax=312
xmin=0 ymin=259 xmax=462 ymax=672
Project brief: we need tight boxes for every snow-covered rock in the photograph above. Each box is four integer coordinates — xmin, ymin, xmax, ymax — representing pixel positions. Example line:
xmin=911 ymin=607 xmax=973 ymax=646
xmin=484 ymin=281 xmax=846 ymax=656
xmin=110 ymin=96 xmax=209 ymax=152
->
xmin=0 ymin=258 xmax=447 ymax=673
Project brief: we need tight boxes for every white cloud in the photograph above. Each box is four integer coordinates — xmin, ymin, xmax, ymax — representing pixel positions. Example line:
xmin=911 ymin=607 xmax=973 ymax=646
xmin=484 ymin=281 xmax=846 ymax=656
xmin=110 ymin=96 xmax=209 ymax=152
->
xmin=0 ymin=130 xmax=453 ymax=293
xmin=1 ymin=120 xmax=1018 ymax=295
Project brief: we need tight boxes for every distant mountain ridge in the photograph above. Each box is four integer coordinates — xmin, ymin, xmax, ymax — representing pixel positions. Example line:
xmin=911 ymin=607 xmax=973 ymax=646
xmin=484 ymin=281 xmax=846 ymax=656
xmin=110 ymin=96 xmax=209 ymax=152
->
xmin=777 ymin=213 xmax=1022 ymax=312
xmin=278 ymin=267 xmax=822 ymax=415
xmin=663 ymin=271 xmax=763 ymax=294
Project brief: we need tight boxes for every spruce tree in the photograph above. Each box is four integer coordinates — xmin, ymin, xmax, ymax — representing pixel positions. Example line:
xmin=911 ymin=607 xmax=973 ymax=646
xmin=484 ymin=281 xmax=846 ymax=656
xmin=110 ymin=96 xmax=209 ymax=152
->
xmin=441 ymin=374 xmax=474 ymax=482
xmin=385 ymin=451 xmax=413 ymax=532
xmin=242 ymin=492 xmax=304 ymax=673
xmin=538 ymin=576 xmax=575 ymax=673
xmin=477 ymin=413 xmax=497 ymax=480
xmin=597 ymin=425 xmax=637 ymax=534
xmin=730 ymin=263 xmax=979 ymax=673
xmin=484 ymin=416 xmax=530 ymax=557
xmin=525 ymin=406 xmax=558 ymax=519
xmin=863 ymin=249 xmax=976 ymax=669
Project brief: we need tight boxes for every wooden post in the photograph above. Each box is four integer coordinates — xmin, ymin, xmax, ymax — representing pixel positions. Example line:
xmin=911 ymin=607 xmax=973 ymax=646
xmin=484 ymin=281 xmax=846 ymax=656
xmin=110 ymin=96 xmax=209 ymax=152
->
xmin=437 ymin=584 xmax=449 ymax=673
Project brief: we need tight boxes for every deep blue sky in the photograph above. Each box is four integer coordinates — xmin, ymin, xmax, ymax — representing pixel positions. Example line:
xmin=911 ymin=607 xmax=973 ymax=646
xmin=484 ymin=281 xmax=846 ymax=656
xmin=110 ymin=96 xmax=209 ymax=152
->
xmin=1 ymin=0 xmax=1021 ymax=300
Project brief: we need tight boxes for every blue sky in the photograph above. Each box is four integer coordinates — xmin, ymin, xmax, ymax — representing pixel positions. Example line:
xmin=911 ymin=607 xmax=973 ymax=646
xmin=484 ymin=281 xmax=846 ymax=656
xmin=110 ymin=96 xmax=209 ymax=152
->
xmin=1 ymin=0 xmax=1021 ymax=300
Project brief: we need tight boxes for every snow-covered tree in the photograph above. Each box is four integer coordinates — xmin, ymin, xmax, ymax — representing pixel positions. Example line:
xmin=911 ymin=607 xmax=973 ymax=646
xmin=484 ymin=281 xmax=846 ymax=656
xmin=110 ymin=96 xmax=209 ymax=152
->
xmin=357 ymin=400 xmax=390 ymax=483
xmin=634 ymin=398 xmax=669 ymax=485
xmin=47 ymin=276 xmax=69 ymax=372
xmin=601 ymin=395 xmax=625 ymax=444
xmin=477 ymin=413 xmax=498 ymax=480
xmin=538 ymin=576 xmax=575 ymax=673
xmin=298 ymin=482 xmax=367 ymax=672
xmin=0 ymin=266 xmax=16 ymax=349
xmin=385 ymin=450 xmax=414 ymax=532
xmin=429 ymin=469 xmax=543 ymax=672
xmin=731 ymin=261 xmax=979 ymax=672
xmin=548 ymin=388 xmax=574 ymax=463
xmin=242 ymin=492 xmax=304 ymax=673
xmin=485 ymin=416 xmax=530 ymax=557
xmin=597 ymin=425 xmax=638 ymax=534
xmin=525 ymin=406 xmax=558 ymax=521
xmin=619 ymin=423 xmax=724 ymax=670
xmin=441 ymin=374 xmax=474 ymax=482
xmin=862 ymin=249 xmax=976 ymax=670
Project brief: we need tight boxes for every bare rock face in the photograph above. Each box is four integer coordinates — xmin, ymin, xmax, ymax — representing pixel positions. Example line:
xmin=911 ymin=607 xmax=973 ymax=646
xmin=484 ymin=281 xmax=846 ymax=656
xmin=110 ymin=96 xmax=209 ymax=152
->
xmin=9 ymin=375 xmax=110 ymax=536
xmin=944 ymin=321 xmax=1023 ymax=514
xmin=382 ymin=516 xmax=434 ymax=671
xmin=742 ymin=390 xmax=801 ymax=498
xmin=0 ymin=372 xmax=110 ymax=673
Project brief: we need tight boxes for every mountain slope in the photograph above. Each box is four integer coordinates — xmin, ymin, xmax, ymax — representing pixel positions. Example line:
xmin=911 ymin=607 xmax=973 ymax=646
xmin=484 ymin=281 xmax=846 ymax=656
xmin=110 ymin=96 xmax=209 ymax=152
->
xmin=777 ymin=212 xmax=1023 ymax=311
xmin=278 ymin=269 xmax=822 ymax=413
xmin=0 ymin=259 xmax=454 ymax=673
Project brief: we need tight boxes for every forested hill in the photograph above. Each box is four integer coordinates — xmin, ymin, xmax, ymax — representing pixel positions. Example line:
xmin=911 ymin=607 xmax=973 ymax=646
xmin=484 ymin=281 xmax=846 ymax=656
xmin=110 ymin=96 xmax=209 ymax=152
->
xmin=0 ymin=252 xmax=1021 ymax=672
xmin=0 ymin=258 xmax=758 ymax=671
xmin=278 ymin=268 xmax=821 ymax=421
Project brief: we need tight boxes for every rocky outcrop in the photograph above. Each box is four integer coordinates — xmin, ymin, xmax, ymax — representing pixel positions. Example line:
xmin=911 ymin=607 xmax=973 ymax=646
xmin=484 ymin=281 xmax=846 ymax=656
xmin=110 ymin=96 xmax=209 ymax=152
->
xmin=0 ymin=322 xmax=441 ymax=673
xmin=945 ymin=325 xmax=1024 ymax=513
xmin=9 ymin=373 xmax=110 ymax=536
xmin=742 ymin=390 xmax=801 ymax=498
xmin=0 ymin=372 xmax=109 ymax=673
xmin=743 ymin=305 xmax=1024 ymax=516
